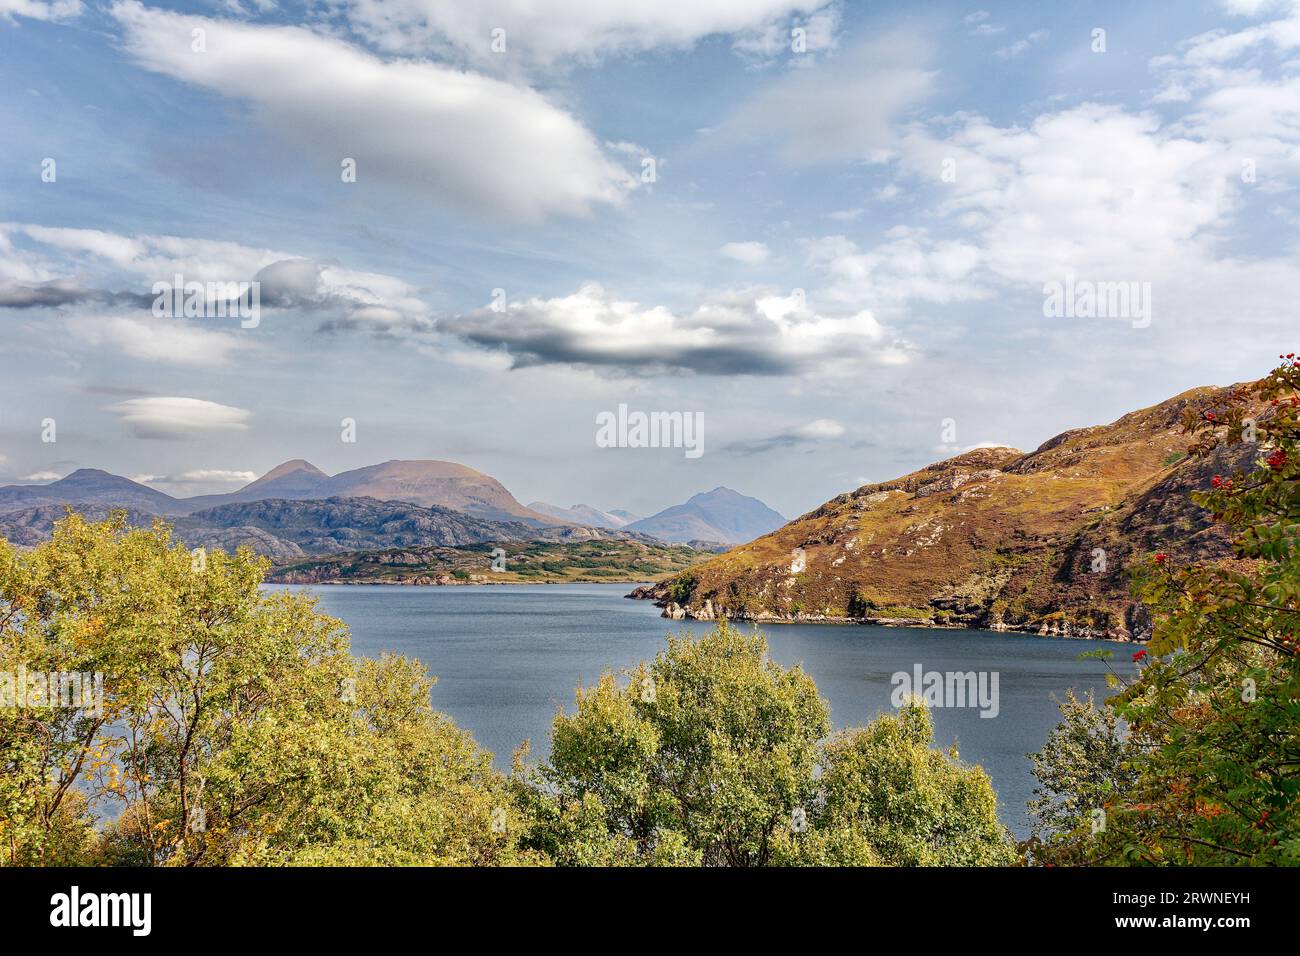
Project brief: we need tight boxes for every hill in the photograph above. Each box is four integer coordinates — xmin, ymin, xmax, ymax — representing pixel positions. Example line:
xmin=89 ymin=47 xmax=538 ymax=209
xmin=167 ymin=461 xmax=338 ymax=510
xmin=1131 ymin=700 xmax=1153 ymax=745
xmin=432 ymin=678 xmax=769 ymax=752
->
xmin=632 ymin=385 xmax=1258 ymax=640
xmin=267 ymin=538 xmax=707 ymax=585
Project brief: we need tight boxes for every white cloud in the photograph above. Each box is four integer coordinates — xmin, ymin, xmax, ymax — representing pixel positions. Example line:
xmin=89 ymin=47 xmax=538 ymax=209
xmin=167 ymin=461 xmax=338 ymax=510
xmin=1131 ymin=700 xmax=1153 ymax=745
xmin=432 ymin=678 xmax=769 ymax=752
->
xmin=803 ymin=228 xmax=988 ymax=311
xmin=133 ymin=469 xmax=256 ymax=487
xmin=720 ymin=241 xmax=771 ymax=264
xmin=2 ymin=222 xmax=283 ymax=282
xmin=1149 ymin=4 xmax=1300 ymax=172
xmin=996 ymin=30 xmax=1049 ymax=58
xmin=731 ymin=4 xmax=839 ymax=60
xmin=104 ymin=397 xmax=251 ymax=440
xmin=109 ymin=1 xmax=635 ymax=222
xmin=898 ymin=105 xmax=1235 ymax=285
xmin=338 ymin=0 xmax=836 ymax=66
xmin=19 ymin=470 xmax=63 ymax=482
xmin=0 ymin=0 xmax=81 ymax=22
xmin=794 ymin=418 xmax=845 ymax=439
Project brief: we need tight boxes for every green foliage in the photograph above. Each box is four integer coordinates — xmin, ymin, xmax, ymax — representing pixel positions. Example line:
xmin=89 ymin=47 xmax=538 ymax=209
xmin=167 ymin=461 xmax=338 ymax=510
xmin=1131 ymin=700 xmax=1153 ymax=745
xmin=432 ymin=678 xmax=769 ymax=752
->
xmin=514 ymin=623 xmax=1014 ymax=866
xmin=815 ymin=701 xmax=1014 ymax=866
xmin=2 ymin=512 xmax=1018 ymax=868
xmin=846 ymin=590 xmax=872 ymax=618
xmin=1024 ymin=690 xmax=1137 ymax=864
xmin=666 ymin=571 xmax=698 ymax=606
xmin=0 ymin=512 xmax=537 ymax=866
xmin=1029 ymin=358 xmax=1300 ymax=865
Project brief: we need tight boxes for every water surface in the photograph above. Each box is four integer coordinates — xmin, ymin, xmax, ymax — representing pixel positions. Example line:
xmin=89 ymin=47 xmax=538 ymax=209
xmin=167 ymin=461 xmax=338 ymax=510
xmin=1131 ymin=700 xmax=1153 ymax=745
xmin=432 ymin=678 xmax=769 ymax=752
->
xmin=272 ymin=582 xmax=1136 ymax=836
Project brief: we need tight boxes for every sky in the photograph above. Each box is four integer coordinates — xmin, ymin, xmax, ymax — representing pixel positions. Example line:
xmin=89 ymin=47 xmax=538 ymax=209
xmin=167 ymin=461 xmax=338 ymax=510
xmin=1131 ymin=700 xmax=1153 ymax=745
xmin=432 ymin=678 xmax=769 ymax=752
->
xmin=1 ymin=0 xmax=1298 ymax=520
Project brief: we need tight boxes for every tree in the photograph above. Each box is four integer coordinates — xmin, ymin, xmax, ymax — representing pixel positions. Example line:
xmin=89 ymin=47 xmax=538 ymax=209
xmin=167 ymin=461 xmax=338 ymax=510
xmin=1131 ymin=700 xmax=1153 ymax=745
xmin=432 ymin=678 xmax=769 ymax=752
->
xmin=515 ymin=622 xmax=1013 ymax=866
xmin=816 ymin=701 xmax=1014 ymax=866
xmin=1024 ymin=690 xmax=1137 ymax=864
xmin=0 ymin=512 xmax=536 ymax=866
xmin=1029 ymin=357 xmax=1300 ymax=865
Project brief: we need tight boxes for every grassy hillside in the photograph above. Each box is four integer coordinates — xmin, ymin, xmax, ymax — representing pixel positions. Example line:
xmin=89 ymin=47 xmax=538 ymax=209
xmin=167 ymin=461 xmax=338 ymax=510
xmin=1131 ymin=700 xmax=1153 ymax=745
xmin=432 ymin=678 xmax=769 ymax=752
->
xmin=634 ymin=384 xmax=1259 ymax=640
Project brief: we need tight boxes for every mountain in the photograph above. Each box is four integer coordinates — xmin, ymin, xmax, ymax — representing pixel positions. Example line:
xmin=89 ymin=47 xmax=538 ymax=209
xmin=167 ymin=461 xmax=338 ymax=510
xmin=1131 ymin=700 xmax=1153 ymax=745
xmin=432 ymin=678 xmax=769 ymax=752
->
xmin=0 ymin=469 xmax=180 ymax=515
xmin=632 ymin=385 xmax=1256 ymax=640
xmin=0 ymin=496 xmax=657 ymax=560
xmin=235 ymin=459 xmax=328 ymax=496
xmin=526 ymin=501 xmax=639 ymax=528
xmin=626 ymin=487 xmax=786 ymax=544
xmin=1 ymin=458 xmax=556 ymax=525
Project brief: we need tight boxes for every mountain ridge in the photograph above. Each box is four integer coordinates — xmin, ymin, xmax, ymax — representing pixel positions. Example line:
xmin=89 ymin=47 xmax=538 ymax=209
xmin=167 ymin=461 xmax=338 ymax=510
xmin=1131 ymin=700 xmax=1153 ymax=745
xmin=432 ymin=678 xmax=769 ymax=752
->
xmin=0 ymin=458 xmax=556 ymax=525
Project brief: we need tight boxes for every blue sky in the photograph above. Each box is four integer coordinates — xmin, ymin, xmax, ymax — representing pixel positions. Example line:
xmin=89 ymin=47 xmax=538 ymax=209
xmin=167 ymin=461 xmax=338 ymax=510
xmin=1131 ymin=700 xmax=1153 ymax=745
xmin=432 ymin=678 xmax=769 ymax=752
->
xmin=1 ymin=0 xmax=1297 ymax=518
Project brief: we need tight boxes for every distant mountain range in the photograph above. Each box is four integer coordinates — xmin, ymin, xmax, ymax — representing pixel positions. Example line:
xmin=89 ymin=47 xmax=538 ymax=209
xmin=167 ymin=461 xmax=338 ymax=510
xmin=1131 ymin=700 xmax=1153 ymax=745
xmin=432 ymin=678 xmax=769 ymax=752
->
xmin=0 ymin=459 xmax=555 ymax=524
xmin=526 ymin=502 xmax=640 ymax=529
xmin=635 ymin=384 xmax=1256 ymax=640
xmin=0 ymin=497 xmax=653 ymax=561
xmin=529 ymin=487 xmax=785 ymax=544
xmin=0 ymin=460 xmax=787 ymax=556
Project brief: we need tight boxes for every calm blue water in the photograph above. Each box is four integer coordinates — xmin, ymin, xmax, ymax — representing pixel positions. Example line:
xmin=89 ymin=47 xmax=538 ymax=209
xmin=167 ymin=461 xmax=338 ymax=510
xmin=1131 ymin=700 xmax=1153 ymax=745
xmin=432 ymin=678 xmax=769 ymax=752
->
xmin=270 ymin=583 xmax=1136 ymax=836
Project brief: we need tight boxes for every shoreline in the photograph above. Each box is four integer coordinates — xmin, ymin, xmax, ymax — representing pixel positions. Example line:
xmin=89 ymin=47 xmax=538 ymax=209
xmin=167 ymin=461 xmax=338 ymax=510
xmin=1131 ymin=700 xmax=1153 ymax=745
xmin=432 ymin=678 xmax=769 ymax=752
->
xmin=269 ymin=580 xmax=1140 ymax=643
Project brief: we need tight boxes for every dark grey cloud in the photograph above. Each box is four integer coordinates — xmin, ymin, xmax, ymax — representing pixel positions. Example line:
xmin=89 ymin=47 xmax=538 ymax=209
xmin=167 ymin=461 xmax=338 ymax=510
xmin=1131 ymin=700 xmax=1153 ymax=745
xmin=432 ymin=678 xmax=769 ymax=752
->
xmin=440 ymin=309 xmax=796 ymax=376
xmin=438 ymin=284 xmax=905 ymax=377
xmin=0 ymin=278 xmax=153 ymax=310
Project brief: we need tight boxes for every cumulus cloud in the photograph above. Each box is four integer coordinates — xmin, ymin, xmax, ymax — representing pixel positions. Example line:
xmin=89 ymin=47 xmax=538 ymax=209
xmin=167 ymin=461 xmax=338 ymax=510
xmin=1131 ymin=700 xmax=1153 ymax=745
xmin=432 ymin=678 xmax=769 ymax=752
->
xmin=104 ymin=397 xmax=251 ymax=440
xmin=337 ymin=0 xmax=836 ymax=66
xmin=1148 ymin=2 xmax=1300 ymax=171
xmin=109 ymin=2 xmax=636 ymax=222
xmin=898 ymin=105 xmax=1235 ymax=286
xmin=803 ymin=228 xmax=988 ymax=311
xmin=439 ymin=283 xmax=909 ymax=376
xmin=883 ymin=90 xmax=1300 ymax=346
xmin=720 ymin=241 xmax=771 ymax=264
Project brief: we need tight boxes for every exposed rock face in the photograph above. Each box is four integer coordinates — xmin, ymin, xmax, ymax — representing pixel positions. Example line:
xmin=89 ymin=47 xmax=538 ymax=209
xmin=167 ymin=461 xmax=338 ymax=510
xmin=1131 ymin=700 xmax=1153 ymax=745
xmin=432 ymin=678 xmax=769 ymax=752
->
xmin=633 ymin=385 xmax=1258 ymax=639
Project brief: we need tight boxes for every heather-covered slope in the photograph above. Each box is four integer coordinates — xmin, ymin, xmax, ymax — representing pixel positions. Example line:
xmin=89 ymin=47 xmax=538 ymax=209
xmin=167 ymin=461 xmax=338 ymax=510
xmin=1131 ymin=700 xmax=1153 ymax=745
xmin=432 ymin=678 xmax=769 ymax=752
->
xmin=633 ymin=385 xmax=1256 ymax=640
